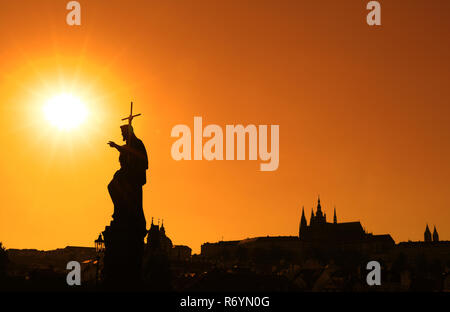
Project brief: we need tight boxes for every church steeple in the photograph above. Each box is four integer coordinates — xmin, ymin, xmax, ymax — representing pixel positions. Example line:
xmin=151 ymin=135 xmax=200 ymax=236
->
xmin=333 ymin=206 xmax=337 ymax=224
xmin=424 ymin=224 xmax=432 ymax=242
xmin=161 ymin=219 xmax=166 ymax=236
xmin=299 ymin=206 xmax=307 ymax=238
xmin=314 ymin=196 xmax=326 ymax=224
xmin=147 ymin=216 xmax=161 ymax=247
xmin=433 ymin=226 xmax=439 ymax=242
xmin=310 ymin=207 xmax=315 ymax=225
xmin=317 ymin=196 xmax=322 ymax=213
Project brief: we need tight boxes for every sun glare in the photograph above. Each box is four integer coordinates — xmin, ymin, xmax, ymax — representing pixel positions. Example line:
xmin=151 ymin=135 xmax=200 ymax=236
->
xmin=43 ymin=93 xmax=88 ymax=130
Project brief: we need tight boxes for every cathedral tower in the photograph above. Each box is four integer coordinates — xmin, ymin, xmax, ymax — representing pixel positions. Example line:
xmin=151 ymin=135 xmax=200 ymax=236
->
xmin=299 ymin=206 xmax=307 ymax=238
xmin=314 ymin=196 xmax=326 ymax=224
xmin=433 ymin=226 xmax=439 ymax=242
xmin=424 ymin=224 xmax=432 ymax=242
xmin=160 ymin=219 xmax=166 ymax=236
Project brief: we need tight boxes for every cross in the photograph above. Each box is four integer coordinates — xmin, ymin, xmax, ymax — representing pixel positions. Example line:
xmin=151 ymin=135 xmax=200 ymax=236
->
xmin=121 ymin=101 xmax=141 ymax=126
xmin=121 ymin=101 xmax=141 ymax=144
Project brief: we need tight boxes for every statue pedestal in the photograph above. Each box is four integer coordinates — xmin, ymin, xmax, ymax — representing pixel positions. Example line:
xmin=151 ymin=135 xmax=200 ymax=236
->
xmin=102 ymin=221 xmax=145 ymax=289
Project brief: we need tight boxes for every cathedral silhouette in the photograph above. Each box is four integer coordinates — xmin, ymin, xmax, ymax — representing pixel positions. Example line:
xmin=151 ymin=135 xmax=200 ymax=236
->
xmin=202 ymin=197 xmax=395 ymax=259
xmin=424 ymin=224 xmax=440 ymax=242
xmin=298 ymin=197 xmax=393 ymax=248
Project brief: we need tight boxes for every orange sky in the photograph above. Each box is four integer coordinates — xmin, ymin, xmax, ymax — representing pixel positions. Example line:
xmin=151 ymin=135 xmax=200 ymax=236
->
xmin=0 ymin=0 xmax=449 ymax=253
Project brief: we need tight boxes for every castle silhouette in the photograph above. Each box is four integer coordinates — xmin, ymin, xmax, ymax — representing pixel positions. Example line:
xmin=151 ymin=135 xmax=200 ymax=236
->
xmin=201 ymin=196 xmax=448 ymax=266
xmin=298 ymin=197 xmax=393 ymax=248
xmin=202 ymin=197 xmax=395 ymax=259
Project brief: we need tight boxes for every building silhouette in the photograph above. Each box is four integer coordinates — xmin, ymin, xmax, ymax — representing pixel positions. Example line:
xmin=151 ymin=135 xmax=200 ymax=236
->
xmin=433 ymin=226 xmax=439 ymax=242
xmin=202 ymin=197 xmax=395 ymax=261
xmin=298 ymin=197 xmax=394 ymax=250
xmin=146 ymin=218 xmax=191 ymax=260
xmin=424 ymin=224 xmax=432 ymax=242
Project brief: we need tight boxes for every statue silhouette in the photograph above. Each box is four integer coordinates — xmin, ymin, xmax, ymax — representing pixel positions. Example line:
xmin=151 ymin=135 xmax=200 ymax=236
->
xmin=107 ymin=124 xmax=148 ymax=237
xmin=102 ymin=117 xmax=148 ymax=288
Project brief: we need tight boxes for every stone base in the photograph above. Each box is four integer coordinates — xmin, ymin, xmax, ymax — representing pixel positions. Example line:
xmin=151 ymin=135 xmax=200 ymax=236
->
xmin=102 ymin=221 xmax=145 ymax=289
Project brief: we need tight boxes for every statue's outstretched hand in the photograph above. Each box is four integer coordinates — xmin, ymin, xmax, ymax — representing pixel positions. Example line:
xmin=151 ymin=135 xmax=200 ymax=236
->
xmin=108 ymin=141 xmax=119 ymax=149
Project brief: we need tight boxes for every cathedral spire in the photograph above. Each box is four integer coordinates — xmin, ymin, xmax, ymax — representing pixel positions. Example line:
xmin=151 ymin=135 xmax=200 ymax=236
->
xmin=333 ymin=206 xmax=337 ymax=224
xmin=314 ymin=196 xmax=325 ymax=223
xmin=424 ymin=224 xmax=432 ymax=242
xmin=299 ymin=206 xmax=307 ymax=238
xmin=433 ymin=225 xmax=439 ymax=242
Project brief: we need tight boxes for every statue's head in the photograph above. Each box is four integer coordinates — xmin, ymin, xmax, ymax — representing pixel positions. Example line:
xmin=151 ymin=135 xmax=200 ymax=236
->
xmin=120 ymin=124 xmax=133 ymax=141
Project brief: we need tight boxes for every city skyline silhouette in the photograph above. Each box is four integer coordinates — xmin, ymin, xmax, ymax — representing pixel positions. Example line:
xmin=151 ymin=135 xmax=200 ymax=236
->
xmin=1 ymin=0 xmax=450 ymax=260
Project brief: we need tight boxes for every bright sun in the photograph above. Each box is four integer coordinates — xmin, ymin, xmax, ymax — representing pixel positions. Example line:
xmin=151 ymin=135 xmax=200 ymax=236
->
xmin=43 ymin=93 xmax=88 ymax=130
